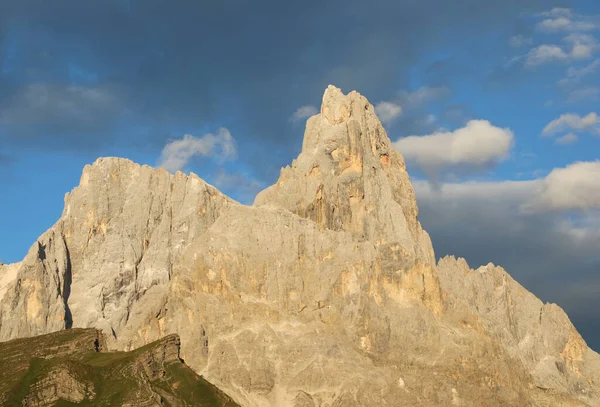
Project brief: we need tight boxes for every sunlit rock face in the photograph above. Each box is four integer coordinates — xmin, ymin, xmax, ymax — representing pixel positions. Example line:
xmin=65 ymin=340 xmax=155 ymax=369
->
xmin=255 ymin=85 xmax=435 ymax=265
xmin=1 ymin=86 xmax=599 ymax=407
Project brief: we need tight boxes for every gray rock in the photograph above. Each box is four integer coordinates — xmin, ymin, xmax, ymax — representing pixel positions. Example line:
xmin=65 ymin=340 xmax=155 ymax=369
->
xmin=438 ymin=256 xmax=600 ymax=406
xmin=0 ymin=85 xmax=598 ymax=406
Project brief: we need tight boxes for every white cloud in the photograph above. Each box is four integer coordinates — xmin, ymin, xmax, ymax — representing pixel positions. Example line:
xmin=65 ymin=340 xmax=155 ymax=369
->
xmin=525 ymin=43 xmax=594 ymax=67
xmin=414 ymin=165 xmax=600 ymax=232
xmin=564 ymin=33 xmax=598 ymax=58
xmin=555 ymin=132 xmax=578 ymax=144
xmin=535 ymin=8 xmax=599 ymax=32
xmin=537 ymin=17 xmax=598 ymax=32
xmin=375 ymin=101 xmax=402 ymax=124
xmin=542 ymin=112 xmax=600 ymax=135
xmin=525 ymin=33 xmax=598 ymax=67
xmin=523 ymin=161 xmax=600 ymax=212
xmin=413 ymin=168 xmax=600 ymax=279
xmin=509 ymin=35 xmax=533 ymax=47
xmin=158 ymin=128 xmax=236 ymax=173
xmin=538 ymin=8 xmax=574 ymax=19
xmin=571 ymin=43 xmax=594 ymax=59
xmin=564 ymin=33 xmax=599 ymax=45
xmin=393 ymin=120 xmax=514 ymax=175
xmin=413 ymin=170 xmax=600 ymax=337
xmin=291 ymin=105 xmax=318 ymax=122
xmin=558 ymin=59 xmax=600 ymax=87
xmin=525 ymin=45 xmax=570 ymax=66
xmin=414 ymin=161 xmax=600 ymax=238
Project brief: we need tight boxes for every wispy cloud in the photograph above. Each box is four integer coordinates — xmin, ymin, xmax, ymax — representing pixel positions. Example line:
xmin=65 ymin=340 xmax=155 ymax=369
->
xmin=525 ymin=35 xmax=597 ymax=67
xmin=291 ymin=105 xmax=318 ymax=122
xmin=535 ymin=8 xmax=599 ymax=33
xmin=558 ymin=58 xmax=600 ymax=87
xmin=566 ymin=87 xmax=600 ymax=103
xmin=374 ymin=86 xmax=450 ymax=130
xmin=374 ymin=101 xmax=402 ymax=124
xmin=509 ymin=35 xmax=533 ymax=47
xmin=518 ymin=10 xmax=600 ymax=68
xmin=525 ymin=45 xmax=572 ymax=66
xmin=538 ymin=8 xmax=574 ymax=19
xmin=158 ymin=128 xmax=236 ymax=173
xmin=398 ymin=86 xmax=451 ymax=108
xmin=543 ymin=112 xmax=600 ymax=136
xmin=537 ymin=17 xmax=598 ymax=33
xmin=555 ymin=132 xmax=578 ymax=144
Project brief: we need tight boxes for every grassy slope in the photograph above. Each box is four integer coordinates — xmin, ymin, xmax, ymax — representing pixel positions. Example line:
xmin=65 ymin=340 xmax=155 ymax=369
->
xmin=0 ymin=329 xmax=238 ymax=407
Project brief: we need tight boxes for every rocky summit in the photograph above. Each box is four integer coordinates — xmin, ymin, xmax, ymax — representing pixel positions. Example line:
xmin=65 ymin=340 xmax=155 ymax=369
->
xmin=1 ymin=85 xmax=599 ymax=406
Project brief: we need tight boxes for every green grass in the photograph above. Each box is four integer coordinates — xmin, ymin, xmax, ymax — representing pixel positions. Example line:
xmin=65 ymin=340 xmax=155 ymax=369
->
xmin=0 ymin=329 xmax=239 ymax=407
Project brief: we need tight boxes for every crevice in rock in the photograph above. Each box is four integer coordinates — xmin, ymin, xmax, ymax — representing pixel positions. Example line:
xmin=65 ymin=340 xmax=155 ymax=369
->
xmin=37 ymin=242 xmax=46 ymax=261
xmin=62 ymin=236 xmax=73 ymax=329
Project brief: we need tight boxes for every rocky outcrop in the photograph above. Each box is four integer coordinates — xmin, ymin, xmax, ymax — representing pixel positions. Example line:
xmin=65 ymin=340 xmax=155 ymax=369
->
xmin=0 ymin=85 xmax=599 ymax=406
xmin=22 ymin=365 xmax=96 ymax=407
xmin=0 ymin=229 xmax=71 ymax=339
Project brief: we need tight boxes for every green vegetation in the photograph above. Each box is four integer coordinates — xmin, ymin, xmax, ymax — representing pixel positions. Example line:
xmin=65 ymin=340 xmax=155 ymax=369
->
xmin=0 ymin=329 xmax=238 ymax=407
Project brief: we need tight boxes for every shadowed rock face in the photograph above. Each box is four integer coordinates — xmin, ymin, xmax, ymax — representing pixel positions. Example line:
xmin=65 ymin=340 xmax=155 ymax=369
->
xmin=0 ymin=86 xmax=599 ymax=406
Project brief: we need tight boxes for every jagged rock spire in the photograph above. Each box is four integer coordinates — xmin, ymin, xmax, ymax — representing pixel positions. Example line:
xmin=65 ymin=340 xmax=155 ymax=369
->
xmin=255 ymin=85 xmax=434 ymax=264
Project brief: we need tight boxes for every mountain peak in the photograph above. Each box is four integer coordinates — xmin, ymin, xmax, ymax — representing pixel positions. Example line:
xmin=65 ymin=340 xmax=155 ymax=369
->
xmin=302 ymin=85 xmax=377 ymax=151
xmin=256 ymin=86 xmax=434 ymax=263
xmin=319 ymin=84 xmax=358 ymax=125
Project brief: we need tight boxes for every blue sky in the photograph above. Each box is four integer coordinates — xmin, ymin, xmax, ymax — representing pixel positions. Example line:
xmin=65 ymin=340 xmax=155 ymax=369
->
xmin=1 ymin=0 xmax=600 ymax=348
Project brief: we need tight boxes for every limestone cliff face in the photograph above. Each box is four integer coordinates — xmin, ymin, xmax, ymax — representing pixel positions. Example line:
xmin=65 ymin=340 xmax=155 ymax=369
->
xmin=0 ymin=159 xmax=235 ymax=344
xmin=0 ymin=86 xmax=599 ymax=406
xmin=60 ymin=159 xmax=235 ymax=340
xmin=0 ymin=229 xmax=71 ymax=339
xmin=438 ymin=256 xmax=600 ymax=405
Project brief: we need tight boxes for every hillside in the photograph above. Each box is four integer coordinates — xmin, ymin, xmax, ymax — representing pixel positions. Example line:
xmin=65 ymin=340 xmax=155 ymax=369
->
xmin=0 ymin=328 xmax=238 ymax=406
